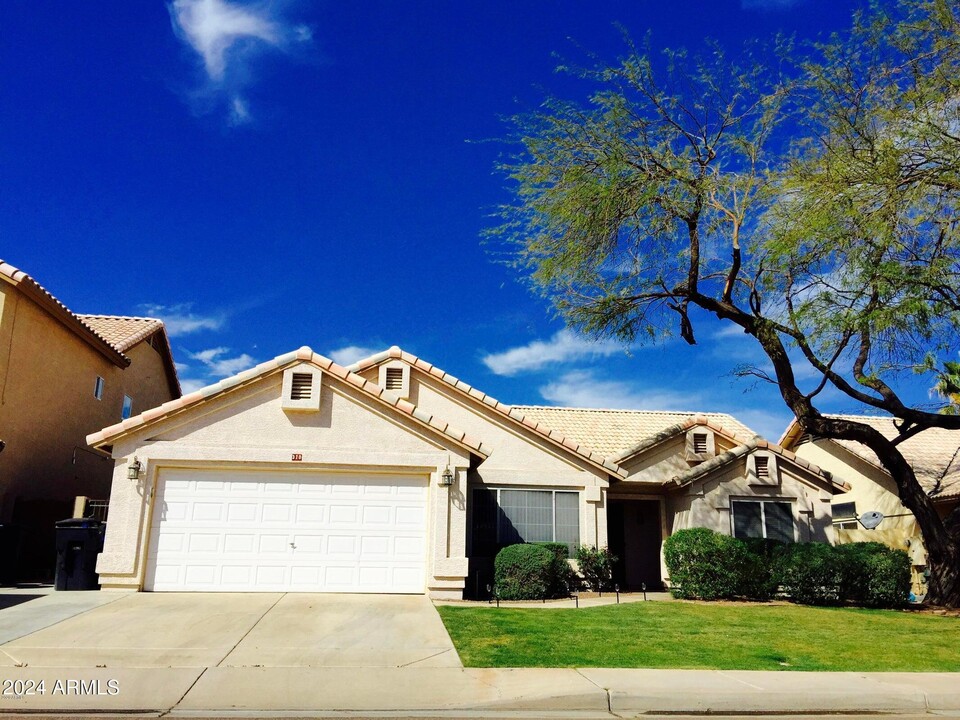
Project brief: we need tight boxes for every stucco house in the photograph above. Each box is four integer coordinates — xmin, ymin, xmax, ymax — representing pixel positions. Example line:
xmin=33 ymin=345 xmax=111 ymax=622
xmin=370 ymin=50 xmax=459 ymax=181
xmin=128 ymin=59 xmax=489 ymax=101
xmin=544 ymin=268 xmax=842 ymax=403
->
xmin=0 ymin=259 xmax=180 ymax=578
xmin=780 ymin=415 xmax=960 ymax=596
xmin=86 ymin=345 xmax=846 ymax=598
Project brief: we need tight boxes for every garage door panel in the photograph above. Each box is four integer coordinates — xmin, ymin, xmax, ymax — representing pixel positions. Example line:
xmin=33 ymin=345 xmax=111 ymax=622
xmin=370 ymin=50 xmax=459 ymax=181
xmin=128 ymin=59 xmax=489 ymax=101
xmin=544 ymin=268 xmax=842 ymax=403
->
xmin=145 ymin=470 xmax=428 ymax=593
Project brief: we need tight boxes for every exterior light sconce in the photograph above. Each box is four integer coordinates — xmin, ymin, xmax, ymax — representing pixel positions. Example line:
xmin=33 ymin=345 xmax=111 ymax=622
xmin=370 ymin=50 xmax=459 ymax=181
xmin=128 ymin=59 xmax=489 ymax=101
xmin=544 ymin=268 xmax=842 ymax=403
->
xmin=127 ymin=457 xmax=143 ymax=481
xmin=439 ymin=465 xmax=455 ymax=487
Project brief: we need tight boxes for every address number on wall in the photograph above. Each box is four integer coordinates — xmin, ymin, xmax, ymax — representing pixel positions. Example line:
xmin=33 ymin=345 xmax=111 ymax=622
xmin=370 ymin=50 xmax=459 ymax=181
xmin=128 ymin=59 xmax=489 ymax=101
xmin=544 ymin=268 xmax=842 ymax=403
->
xmin=291 ymin=453 xmax=303 ymax=462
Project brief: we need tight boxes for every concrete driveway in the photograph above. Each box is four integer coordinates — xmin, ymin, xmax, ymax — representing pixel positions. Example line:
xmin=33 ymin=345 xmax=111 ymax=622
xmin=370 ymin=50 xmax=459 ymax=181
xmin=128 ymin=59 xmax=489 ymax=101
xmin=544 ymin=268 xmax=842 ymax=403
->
xmin=0 ymin=592 xmax=460 ymax=669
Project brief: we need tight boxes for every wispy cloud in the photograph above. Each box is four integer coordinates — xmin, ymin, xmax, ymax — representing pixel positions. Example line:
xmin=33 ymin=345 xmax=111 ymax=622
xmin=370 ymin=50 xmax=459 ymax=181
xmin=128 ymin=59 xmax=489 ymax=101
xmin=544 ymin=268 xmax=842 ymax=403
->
xmin=538 ymin=370 xmax=704 ymax=411
xmin=140 ymin=303 xmax=225 ymax=337
xmin=483 ymin=330 xmax=625 ymax=377
xmin=188 ymin=346 xmax=256 ymax=377
xmin=168 ymin=0 xmax=312 ymax=124
xmin=328 ymin=345 xmax=380 ymax=366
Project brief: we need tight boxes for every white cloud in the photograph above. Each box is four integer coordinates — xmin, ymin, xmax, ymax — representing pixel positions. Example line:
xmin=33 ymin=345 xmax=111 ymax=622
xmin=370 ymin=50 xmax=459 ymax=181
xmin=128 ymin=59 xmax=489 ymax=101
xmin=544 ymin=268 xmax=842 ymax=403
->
xmin=178 ymin=377 xmax=208 ymax=394
xmin=168 ymin=0 xmax=312 ymax=123
xmin=483 ymin=330 xmax=624 ymax=377
xmin=188 ymin=346 xmax=256 ymax=377
xmin=328 ymin=345 xmax=379 ymax=366
xmin=539 ymin=370 xmax=704 ymax=411
xmin=140 ymin=303 xmax=225 ymax=337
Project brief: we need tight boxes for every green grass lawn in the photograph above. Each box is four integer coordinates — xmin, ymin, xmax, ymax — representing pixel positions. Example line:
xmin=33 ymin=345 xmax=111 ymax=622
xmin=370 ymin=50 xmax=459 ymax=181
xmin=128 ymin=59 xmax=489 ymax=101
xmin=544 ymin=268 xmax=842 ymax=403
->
xmin=437 ymin=601 xmax=960 ymax=671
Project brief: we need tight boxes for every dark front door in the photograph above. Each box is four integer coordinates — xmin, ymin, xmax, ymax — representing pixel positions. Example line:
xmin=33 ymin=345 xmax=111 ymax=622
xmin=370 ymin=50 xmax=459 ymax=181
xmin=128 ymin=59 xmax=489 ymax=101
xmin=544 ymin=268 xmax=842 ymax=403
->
xmin=609 ymin=499 xmax=664 ymax=591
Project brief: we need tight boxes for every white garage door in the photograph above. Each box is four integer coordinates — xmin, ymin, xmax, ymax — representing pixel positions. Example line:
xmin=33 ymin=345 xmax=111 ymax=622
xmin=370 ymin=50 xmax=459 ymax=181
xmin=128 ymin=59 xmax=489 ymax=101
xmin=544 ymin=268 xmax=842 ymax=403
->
xmin=145 ymin=469 xmax=428 ymax=593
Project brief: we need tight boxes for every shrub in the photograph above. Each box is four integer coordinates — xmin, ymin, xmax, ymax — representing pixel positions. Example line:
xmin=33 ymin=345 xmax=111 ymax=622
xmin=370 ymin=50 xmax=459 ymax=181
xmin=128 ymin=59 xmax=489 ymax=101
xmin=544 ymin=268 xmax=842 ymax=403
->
xmin=575 ymin=545 xmax=617 ymax=591
xmin=494 ymin=544 xmax=557 ymax=600
xmin=779 ymin=542 xmax=843 ymax=605
xmin=837 ymin=542 xmax=910 ymax=608
xmin=663 ymin=528 xmax=749 ymax=600
xmin=534 ymin=542 xmax=575 ymax=597
xmin=737 ymin=537 xmax=787 ymax=600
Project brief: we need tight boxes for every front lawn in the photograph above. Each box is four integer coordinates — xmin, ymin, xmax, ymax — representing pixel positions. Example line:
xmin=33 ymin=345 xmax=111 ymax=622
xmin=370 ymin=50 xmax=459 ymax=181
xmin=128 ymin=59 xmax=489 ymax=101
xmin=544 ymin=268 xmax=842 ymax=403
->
xmin=437 ymin=601 xmax=960 ymax=671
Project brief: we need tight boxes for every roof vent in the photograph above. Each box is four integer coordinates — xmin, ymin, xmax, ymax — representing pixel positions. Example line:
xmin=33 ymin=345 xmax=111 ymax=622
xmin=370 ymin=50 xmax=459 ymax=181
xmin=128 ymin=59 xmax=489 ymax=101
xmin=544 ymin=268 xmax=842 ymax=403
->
xmin=755 ymin=455 xmax=770 ymax=478
xmin=291 ymin=372 xmax=313 ymax=400
xmin=693 ymin=433 xmax=708 ymax=455
xmin=385 ymin=367 xmax=404 ymax=391
xmin=281 ymin=366 xmax=321 ymax=412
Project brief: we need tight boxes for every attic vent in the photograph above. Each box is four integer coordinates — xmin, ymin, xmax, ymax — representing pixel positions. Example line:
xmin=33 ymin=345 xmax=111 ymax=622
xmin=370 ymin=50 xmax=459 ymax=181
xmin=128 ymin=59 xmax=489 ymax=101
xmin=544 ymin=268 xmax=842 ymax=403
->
xmin=290 ymin=373 xmax=313 ymax=400
xmin=385 ymin=367 xmax=404 ymax=391
xmin=797 ymin=433 xmax=813 ymax=446
xmin=755 ymin=455 xmax=770 ymax=478
xmin=692 ymin=433 xmax=708 ymax=455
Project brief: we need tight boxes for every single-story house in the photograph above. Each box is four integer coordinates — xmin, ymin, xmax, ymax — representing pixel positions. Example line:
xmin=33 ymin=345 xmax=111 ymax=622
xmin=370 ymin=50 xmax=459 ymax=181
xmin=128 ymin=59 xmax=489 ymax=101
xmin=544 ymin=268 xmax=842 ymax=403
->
xmin=0 ymin=259 xmax=179 ymax=578
xmin=780 ymin=415 xmax=960 ymax=596
xmin=87 ymin=346 xmax=847 ymax=598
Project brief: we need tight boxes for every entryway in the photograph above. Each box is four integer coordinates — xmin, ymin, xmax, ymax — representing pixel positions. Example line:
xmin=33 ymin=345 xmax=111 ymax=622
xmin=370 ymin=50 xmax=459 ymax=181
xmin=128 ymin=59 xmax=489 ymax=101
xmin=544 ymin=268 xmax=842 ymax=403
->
xmin=608 ymin=499 xmax=664 ymax=591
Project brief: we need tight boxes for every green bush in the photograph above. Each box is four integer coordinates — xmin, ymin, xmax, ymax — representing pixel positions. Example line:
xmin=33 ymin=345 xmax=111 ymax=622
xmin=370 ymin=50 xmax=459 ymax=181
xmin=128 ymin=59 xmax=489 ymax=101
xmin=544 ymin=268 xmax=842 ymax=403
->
xmin=534 ymin=542 xmax=575 ymax=597
xmin=575 ymin=545 xmax=617 ymax=591
xmin=837 ymin=542 xmax=910 ymax=608
xmin=663 ymin=528 xmax=750 ymax=600
xmin=779 ymin=542 xmax=843 ymax=605
xmin=494 ymin=543 xmax=565 ymax=600
xmin=737 ymin=537 xmax=787 ymax=600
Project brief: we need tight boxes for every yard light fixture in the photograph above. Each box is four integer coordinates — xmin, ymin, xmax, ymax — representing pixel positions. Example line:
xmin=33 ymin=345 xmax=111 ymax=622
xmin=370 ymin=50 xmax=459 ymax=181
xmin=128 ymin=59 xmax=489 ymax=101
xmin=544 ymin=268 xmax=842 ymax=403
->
xmin=127 ymin=457 xmax=142 ymax=480
xmin=439 ymin=464 xmax=455 ymax=487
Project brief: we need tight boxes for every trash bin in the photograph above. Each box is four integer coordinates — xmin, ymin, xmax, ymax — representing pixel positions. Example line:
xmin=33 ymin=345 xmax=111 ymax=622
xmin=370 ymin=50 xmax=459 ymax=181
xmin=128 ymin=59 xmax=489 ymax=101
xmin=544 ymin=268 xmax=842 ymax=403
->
xmin=54 ymin=519 xmax=105 ymax=591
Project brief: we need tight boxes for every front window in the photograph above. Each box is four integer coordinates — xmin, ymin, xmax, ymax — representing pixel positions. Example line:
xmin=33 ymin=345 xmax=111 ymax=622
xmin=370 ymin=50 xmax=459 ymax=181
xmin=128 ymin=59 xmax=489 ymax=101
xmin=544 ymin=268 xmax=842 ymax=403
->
xmin=471 ymin=488 xmax=579 ymax=555
xmin=121 ymin=395 xmax=133 ymax=420
xmin=732 ymin=499 xmax=795 ymax=542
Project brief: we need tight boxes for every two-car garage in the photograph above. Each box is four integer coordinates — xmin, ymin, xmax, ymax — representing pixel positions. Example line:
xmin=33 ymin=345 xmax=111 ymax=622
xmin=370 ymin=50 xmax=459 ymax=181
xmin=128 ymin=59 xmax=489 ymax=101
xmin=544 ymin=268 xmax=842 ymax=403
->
xmin=145 ymin=468 xmax=429 ymax=593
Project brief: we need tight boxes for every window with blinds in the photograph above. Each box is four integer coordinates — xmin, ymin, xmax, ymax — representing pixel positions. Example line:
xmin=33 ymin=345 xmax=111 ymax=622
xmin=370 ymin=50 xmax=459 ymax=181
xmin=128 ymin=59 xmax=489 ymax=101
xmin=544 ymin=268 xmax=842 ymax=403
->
xmin=470 ymin=488 xmax=580 ymax=555
xmin=732 ymin=500 xmax=795 ymax=543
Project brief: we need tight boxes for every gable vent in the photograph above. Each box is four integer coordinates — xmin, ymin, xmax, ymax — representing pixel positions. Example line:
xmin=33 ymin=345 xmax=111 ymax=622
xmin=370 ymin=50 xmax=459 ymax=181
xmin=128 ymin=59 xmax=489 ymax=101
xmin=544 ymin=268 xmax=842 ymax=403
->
xmin=290 ymin=372 xmax=313 ymax=400
xmin=755 ymin=455 xmax=770 ymax=478
xmin=385 ymin=367 xmax=404 ymax=391
xmin=692 ymin=433 xmax=708 ymax=455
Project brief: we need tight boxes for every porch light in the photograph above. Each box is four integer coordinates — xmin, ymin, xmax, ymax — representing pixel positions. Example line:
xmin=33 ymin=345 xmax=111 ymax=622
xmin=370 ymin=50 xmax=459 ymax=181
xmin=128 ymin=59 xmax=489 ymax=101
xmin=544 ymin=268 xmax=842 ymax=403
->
xmin=127 ymin=457 xmax=142 ymax=480
xmin=439 ymin=465 xmax=455 ymax=487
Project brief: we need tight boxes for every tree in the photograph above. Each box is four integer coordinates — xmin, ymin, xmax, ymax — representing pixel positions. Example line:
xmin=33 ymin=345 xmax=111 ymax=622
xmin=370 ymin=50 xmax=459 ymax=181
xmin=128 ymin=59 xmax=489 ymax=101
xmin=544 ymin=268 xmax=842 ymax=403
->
xmin=489 ymin=1 xmax=960 ymax=606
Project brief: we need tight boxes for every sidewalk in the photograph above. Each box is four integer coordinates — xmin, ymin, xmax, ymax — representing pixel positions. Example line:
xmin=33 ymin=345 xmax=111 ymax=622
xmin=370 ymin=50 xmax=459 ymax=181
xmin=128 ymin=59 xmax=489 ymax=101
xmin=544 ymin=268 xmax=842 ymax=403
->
xmin=1 ymin=666 xmax=958 ymax=715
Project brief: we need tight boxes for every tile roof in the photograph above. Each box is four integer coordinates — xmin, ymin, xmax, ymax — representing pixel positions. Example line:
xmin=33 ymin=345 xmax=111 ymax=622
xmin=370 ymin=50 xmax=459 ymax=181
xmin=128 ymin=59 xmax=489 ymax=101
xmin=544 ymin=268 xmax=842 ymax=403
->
xmin=87 ymin=347 xmax=492 ymax=460
xmin=511 ymin=406 xmax=756 ymax=458
xmin=76 ymin=315 xmax=165 ymax=353
xmin=786 ymin=414 xmax=960 ymax=502
xmin=346 ymin=347 xmax=628 ymax=477
xmin=668 ymin=436 xmax=849 ymax=493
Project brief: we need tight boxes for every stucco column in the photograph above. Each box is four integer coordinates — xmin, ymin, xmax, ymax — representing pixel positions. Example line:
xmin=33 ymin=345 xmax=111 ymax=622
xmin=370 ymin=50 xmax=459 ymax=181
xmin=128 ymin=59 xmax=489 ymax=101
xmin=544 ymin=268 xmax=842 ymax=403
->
xmin=96 ymin=453 xmax=151 ymax=589
xmin=427 ymin=464 xmax=469 ymax=599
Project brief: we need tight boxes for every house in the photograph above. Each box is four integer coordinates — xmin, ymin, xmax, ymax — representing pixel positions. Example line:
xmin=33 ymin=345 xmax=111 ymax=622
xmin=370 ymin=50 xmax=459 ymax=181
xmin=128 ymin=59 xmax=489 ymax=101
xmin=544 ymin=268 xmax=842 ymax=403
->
xmin=780 ymin=415 xmax=960 ymax=596
xmin=0 ymin=259 xmax=180 ymax=578
xmin=86 ymin=345 xmax=846 ymax=598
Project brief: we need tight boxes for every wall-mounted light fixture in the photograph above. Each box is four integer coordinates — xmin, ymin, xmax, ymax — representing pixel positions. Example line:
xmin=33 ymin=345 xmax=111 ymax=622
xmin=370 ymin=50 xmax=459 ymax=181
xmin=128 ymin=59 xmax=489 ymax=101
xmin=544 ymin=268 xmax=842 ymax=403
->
xmin=127 ymin=457 xmax=143 ymax=480
xmin=439 ymin=464 xmax=455 ymax=487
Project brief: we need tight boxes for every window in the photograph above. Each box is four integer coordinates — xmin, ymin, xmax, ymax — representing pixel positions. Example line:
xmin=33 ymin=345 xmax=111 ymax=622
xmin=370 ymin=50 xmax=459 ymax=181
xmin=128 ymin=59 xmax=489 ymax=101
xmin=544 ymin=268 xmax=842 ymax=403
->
xmin=833 ymin=501 xmax=858 ymax=529
xmin=121 ymin=395 xmax=133 ymax=420
xmin=732 ymin=500 xmax=794 ymax=542
xmin=94 ymin=376 xmax=104 ymax=400
xmin=471 ymin=488 xmax=580 ymax=555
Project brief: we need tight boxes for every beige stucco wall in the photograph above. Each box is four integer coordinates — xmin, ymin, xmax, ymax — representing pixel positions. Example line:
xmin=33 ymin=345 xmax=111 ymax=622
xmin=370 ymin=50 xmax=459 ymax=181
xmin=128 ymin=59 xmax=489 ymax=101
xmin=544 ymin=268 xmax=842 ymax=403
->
xmin=792 ymin=439 xmax=928 ymax=595
xmin=0 ymin=282 xmax=176 ymax=526
xmin=357 ymin=366 xmax=612 ymax=551
xmin=96 ymin=366 xmax=472 ymax=599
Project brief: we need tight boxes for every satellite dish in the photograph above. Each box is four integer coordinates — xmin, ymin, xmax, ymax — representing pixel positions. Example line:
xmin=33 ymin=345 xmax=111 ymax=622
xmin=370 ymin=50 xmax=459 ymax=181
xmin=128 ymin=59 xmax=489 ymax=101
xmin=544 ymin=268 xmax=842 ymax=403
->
xmin=859 ymin=511 xmax=885 ymax=530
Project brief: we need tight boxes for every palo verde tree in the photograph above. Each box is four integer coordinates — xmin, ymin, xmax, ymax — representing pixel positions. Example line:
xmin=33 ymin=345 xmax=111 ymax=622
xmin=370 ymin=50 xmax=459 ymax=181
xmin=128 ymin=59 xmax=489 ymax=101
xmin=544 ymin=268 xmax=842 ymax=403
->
xmin=489 ymin=1 xmax=960 ymax=606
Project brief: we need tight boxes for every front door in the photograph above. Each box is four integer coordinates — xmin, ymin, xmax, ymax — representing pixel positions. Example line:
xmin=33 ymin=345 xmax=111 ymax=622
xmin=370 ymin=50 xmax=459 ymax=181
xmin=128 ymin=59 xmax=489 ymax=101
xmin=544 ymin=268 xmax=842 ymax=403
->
xmin=608 ymin=499 xmax=663 ymax=591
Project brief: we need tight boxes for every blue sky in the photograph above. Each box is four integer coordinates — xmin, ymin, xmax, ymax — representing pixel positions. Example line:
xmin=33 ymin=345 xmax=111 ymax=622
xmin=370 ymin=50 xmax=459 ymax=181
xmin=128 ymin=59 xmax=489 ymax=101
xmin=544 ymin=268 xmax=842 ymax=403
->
xmin=4 ymin=0 xmax=922 ymax=441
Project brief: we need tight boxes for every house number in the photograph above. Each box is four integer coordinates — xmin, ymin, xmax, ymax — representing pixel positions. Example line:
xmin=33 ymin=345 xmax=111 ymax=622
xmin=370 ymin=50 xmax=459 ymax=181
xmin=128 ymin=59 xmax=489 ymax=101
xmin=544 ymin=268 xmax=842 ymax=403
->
xmin=291 ymin=453 xmax=302 ymax=462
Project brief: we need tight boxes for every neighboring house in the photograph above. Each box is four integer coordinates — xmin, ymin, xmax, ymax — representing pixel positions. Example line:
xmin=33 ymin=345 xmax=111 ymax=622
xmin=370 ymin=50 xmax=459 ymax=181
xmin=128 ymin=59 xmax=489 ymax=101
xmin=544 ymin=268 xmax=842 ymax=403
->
xmin=0 ymin=260 xmax=180 ymax=578
xmin=86 ymin=345 xmax=846 ymax=598
xmin=781 ymin=415 xmax=960 ymax=597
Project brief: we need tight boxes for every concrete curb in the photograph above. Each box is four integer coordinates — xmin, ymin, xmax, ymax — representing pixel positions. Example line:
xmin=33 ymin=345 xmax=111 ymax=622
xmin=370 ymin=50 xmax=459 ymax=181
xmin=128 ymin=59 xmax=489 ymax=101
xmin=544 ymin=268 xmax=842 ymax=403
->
xmin=0 ymin=667 xmax=957 ymax=714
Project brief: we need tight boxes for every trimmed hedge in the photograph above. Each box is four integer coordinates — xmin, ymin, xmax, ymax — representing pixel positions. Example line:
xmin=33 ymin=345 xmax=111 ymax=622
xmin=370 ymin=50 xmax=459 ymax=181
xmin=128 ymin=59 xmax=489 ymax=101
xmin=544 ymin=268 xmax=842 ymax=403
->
xmin=663 ymin=528 xmax=910 ymax=608
xmin=494 ymin=543 xmax=572 ymax=600
xmin=575 ymin=545 xmax=617 ymax=591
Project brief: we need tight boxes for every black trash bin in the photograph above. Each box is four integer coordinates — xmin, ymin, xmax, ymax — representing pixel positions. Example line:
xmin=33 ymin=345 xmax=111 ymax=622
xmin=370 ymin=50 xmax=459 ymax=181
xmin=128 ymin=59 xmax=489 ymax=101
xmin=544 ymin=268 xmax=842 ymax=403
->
xmin=54 ymin=519 xmax=105 ymax=591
